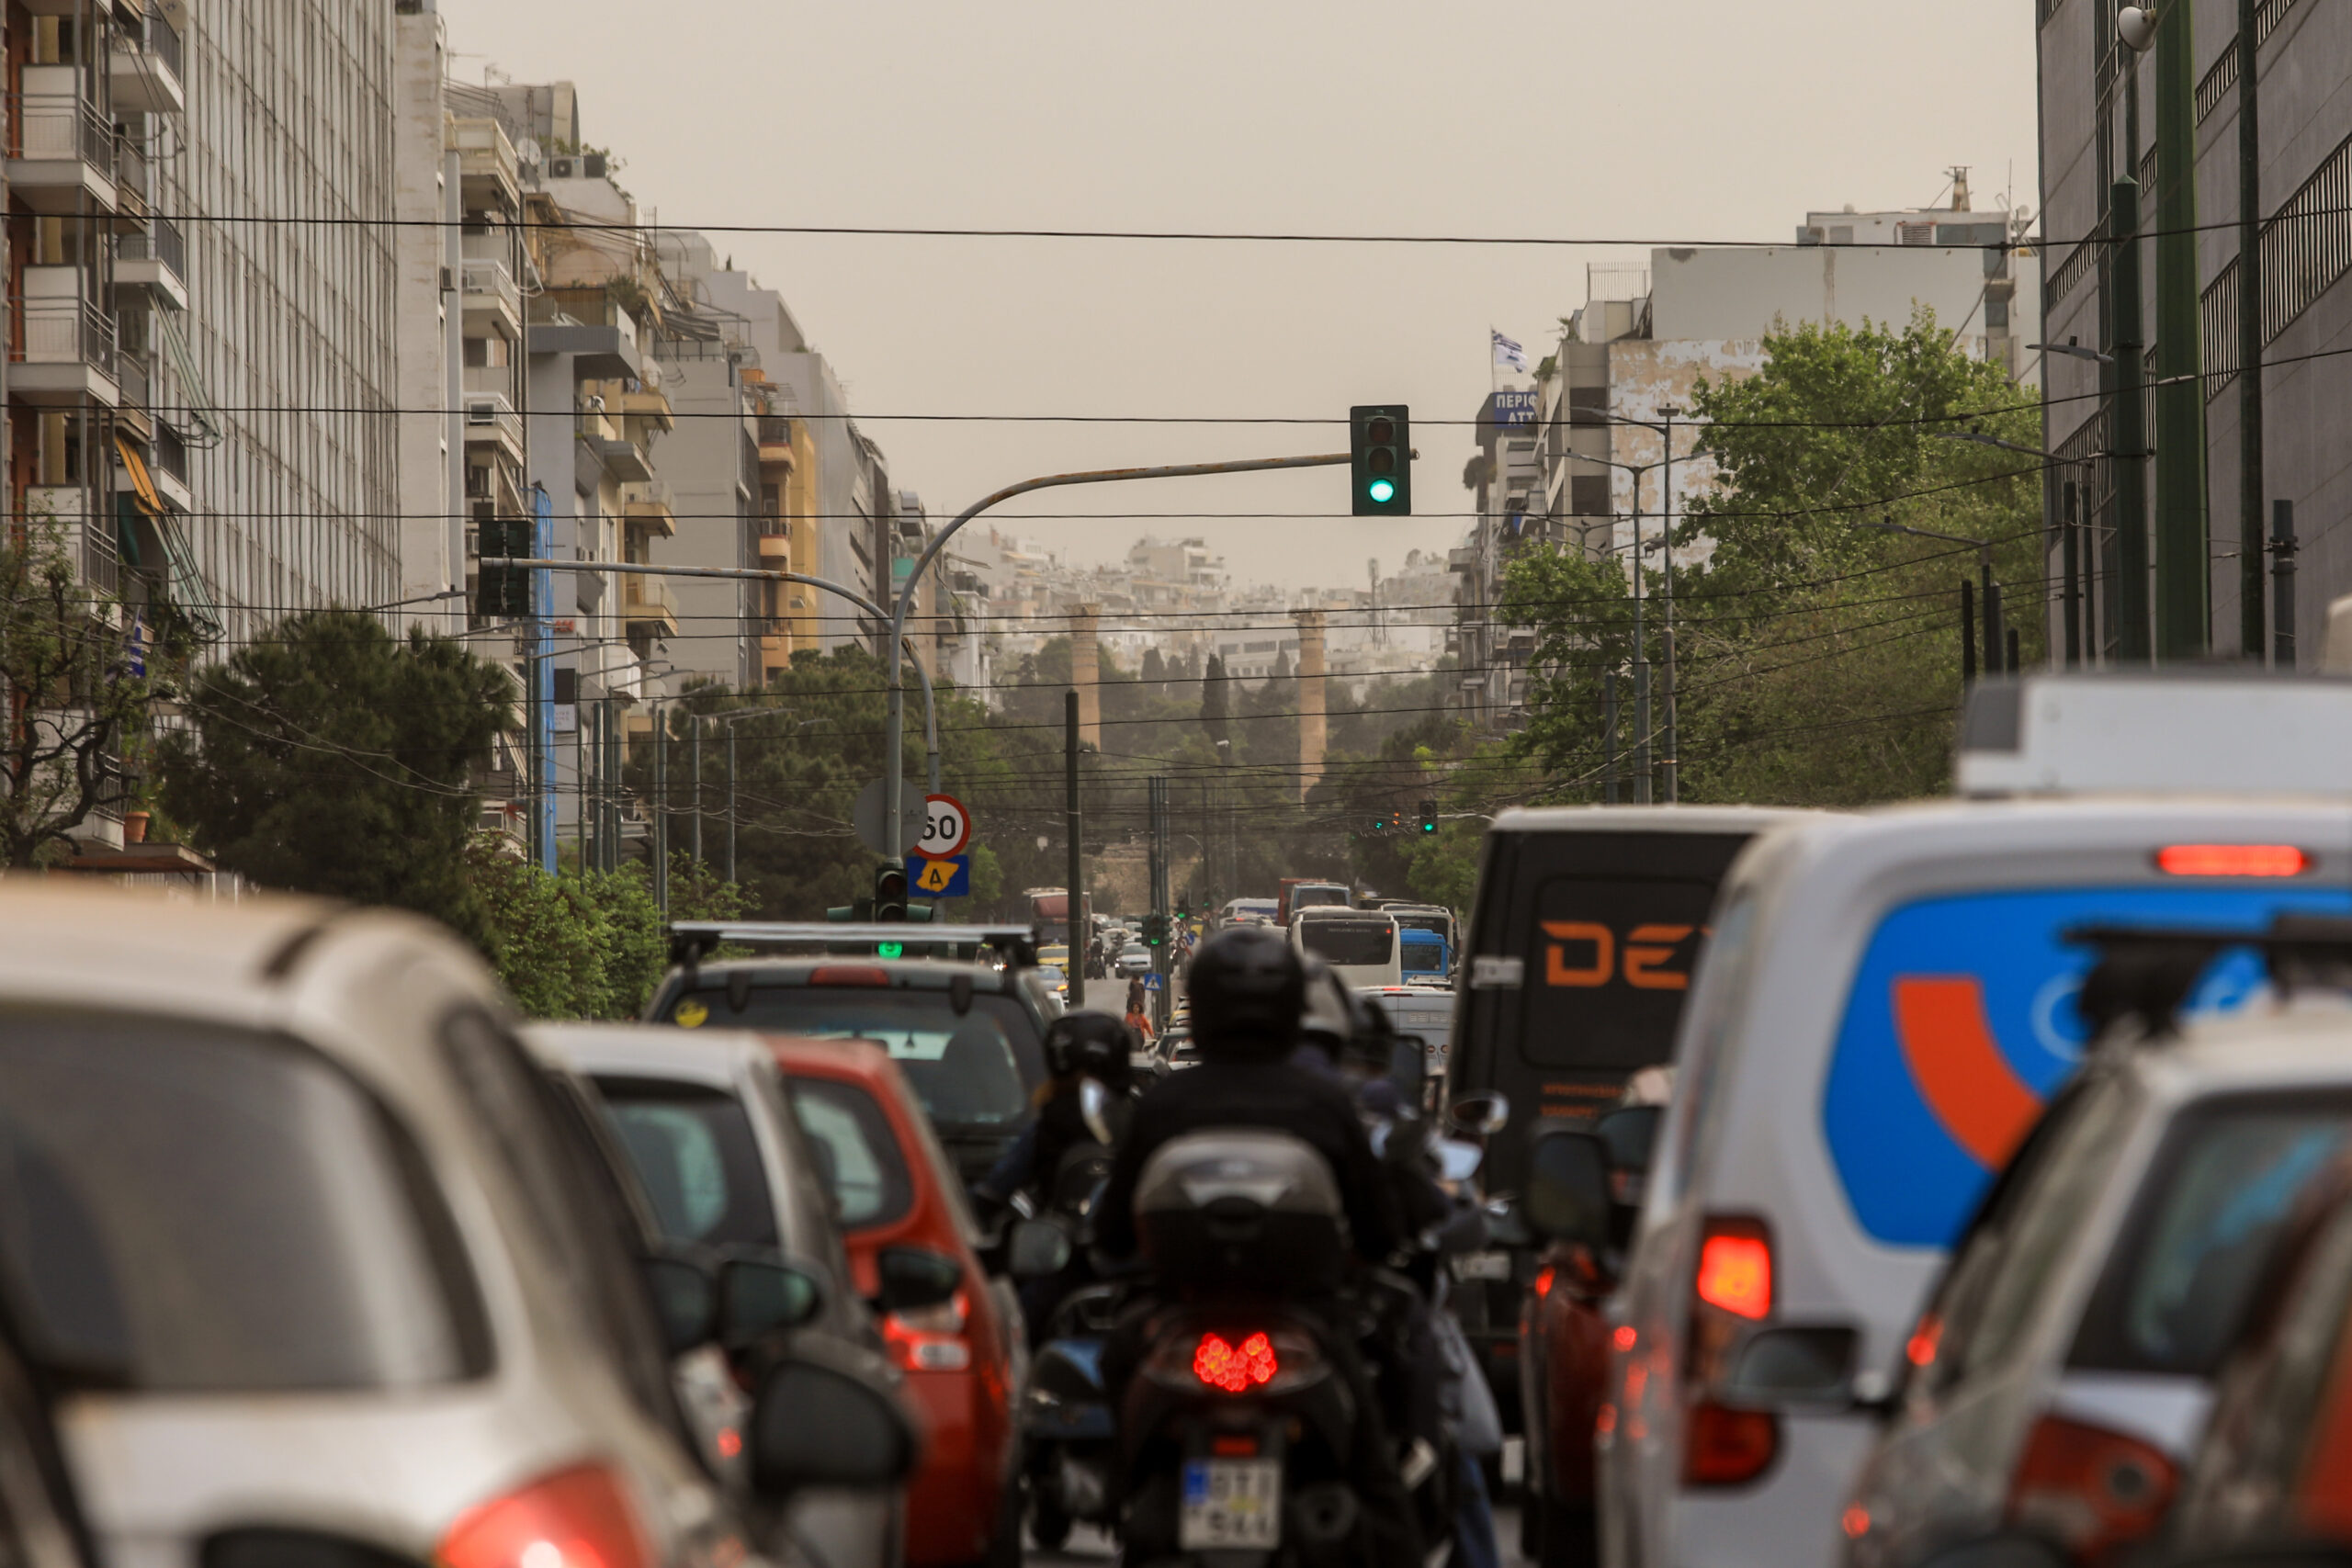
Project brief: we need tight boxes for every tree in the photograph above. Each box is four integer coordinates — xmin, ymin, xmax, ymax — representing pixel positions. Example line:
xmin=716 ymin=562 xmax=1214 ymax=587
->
xmin=467 ymin=844 xmax=753 ymax=1020
xmin=1200 ymin=654 xmax=1230 ymax=748
xmin=0 ymin=522 xmax=188 ymax=867
xmin=162 ymin=608 xmax=514 ymax=938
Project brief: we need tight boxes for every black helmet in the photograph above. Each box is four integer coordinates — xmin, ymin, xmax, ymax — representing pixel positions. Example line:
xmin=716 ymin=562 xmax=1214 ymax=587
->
xmin=1044 ymin=1010 xmax=1136 ymax=1090
xmin=1187 ymin=926 xmax=1305 ymax=1063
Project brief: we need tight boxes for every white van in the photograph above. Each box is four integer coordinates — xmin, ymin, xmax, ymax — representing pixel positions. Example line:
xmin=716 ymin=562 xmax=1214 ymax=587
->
xmin=1291 ymin=906 xmax=1403 ymax=988
xmin=1599 ymin=798 xmax=2352 ymax=1568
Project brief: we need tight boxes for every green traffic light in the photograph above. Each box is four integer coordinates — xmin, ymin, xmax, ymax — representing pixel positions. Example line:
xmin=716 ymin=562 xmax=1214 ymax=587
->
xmin=877 ymin=941 xmax=904 ymax=959
xmin=1368 ymin=478 xmax=1396 ymax=504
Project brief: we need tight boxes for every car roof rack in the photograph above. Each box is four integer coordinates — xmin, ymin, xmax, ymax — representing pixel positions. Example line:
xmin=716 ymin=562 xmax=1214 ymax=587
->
xmin=667 ymin=920 xmax=1043 ymax=973
xmin=2065 ymin=914 xmax=2352 ymax=1039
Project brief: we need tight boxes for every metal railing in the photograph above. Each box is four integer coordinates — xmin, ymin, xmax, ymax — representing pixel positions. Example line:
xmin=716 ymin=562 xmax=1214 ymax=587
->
xmin=153 ymin=421 xmax=188 ymax=483
xmin=462 ymin=388 xmax=525 ymax=450
xmin=757 ymin=414 xmax=794 ymax=446
xmin=13 ymin=297 xmax=118 ymax=378
xmin=116 ymin=351 xmax=151 ymax=412
xmin=119 ymin=218 xmax=185 ymax=279
xmin=622 ymin=577 xmax=679 ymax=622
xmin=460 ymin=258 xmax=521 ymax=320
xmin=7 ymin=95 xmax=112 ymax=170
xmin=144 ymin=5 xmax=183 ymax=81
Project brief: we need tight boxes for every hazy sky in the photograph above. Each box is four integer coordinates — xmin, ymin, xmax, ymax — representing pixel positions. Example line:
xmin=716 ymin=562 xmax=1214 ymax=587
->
xmin=445 ymin=0 xmax=2040 ymax=592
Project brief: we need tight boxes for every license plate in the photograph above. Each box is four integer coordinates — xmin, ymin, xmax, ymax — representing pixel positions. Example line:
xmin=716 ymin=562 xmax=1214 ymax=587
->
xmin=1180 ymin=1457 xmax=1282 ymax=1551
xmin=1454 ymin=1249 xmax=1512 ymax=1281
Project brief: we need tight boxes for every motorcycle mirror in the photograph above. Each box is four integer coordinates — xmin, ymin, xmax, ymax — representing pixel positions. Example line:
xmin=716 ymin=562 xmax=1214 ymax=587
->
xmin=1080 ymin=1077 xmax=1115 ymax=1146
xmin=1522 ymin=1128 xmax=1611 ymax=1250
xmin=1007 ymin=1217 xmax=1074 ymax=1280
xmin=1387 ymin=1036 xmax=1426 ymax=1099
xmin=1447 ymin=1092 xmax=1511 ymax=1138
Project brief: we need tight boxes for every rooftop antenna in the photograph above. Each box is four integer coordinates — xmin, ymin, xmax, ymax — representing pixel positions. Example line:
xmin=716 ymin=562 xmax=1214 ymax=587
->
xmin=1949 ymin=164 xmax=1973 ymax=212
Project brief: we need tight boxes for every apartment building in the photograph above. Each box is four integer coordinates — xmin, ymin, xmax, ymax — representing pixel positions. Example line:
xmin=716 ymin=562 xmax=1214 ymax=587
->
xmin=2038 ymin=0 xmax=2352 ymax=662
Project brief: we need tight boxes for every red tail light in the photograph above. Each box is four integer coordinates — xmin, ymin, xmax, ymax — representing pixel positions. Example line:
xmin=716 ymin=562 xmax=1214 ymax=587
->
xmin=2155 ymin=843 xmax=2309 ymax=878
xmin=1533 ymin=1265 xmax=1556 ymax=1300
xmin=1696 ymin=1222 xmax=1773 ymax=1321
xmin=882 ymin=1290 xmax=971 ymax=1371
xmin=437 ymin=1463 xmax=650 ymax=1568
xmin=1193 ymin=1331 xmax=1279 ymax=1393
xmin=1683 ymin=1401 xmax=1778 ymax=1486
xmin=2007 ymin=1415 xmax=2177 ymax=1564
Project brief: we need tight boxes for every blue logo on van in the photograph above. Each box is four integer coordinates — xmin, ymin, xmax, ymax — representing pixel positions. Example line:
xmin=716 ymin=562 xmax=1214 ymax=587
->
xmin=1821 ymin=886 xmax=2352 ymax=1249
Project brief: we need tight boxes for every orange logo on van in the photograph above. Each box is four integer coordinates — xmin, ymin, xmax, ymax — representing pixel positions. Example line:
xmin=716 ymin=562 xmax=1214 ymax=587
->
xmin=1541 ymin=921 xmax=1702 ymax=990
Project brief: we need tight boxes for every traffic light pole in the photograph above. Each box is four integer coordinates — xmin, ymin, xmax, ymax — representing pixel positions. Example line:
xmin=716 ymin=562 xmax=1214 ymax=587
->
xmin=883 ymin=451 xmax=1360 ymax=908
xmin=1066 ymin=690 xmax=1086 ymax=1012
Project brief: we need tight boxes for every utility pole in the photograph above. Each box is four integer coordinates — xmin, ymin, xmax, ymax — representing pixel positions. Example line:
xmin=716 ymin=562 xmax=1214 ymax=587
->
xmin=654 ymin=709 xmax=668 ymax=914
xmin=726 ymin=718 xmax=738 ymax=884
xmin=2154 ymin=0 xmax=2209 ymax=660
xmin=1602 ymin=668 xmax=1620 ymax=805
xmin=2238 ymin=0 xmax=2267 ymax=660
xmin=1629 ymin=510 xmax=1651 ymax=805
xmin=1065 ymin=689 xmax=1086 ymax=1011
xmin=2272 ymin=499 xmax=2299 ymax=668
xmin=2063 ymin=481 xmax=2084 ymax=667
xmin=1659 ymin=405 xmax=1679 ymax=803
xmin=2112 ymin=171 xmax=2153 ymax=664
xmin=691 ymin=718 xmax=703 ymax=866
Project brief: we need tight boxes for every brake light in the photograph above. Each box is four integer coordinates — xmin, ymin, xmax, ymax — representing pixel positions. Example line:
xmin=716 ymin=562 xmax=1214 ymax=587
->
xmin=809 ymin=964 xmax=891 ymax=987
xmin=1193 ymin=1331 xmax=1279 ymax=1393
xmin=883 ymin=1290 xmax=971 ymax=1371
xmin=2155 ymin=843 xmax=2309 ymax=878
xmin=2007 ymin=1415 xmax=2177 ymax=1564
xmin=1612 ymin=1325 xmax=1637 ymax=1353
xmin=1534 ymin=1266 xmax=1556 ymax=1300
xmin=437 ymin=1463 xmax=650 ymax=1568
xmin=1683 ymin=1401 xmax=1777 ymax=1486
xmin=1696 ymin=1224 xmax=1772 ymax=1321
xmin=1907 ymin=1313 xmax=1944 ymax=1369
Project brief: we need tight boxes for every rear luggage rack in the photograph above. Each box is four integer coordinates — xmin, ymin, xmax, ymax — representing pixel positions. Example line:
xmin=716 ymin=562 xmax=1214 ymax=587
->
xmin=667 ymin=920 xmax=1043 ymax=971
xmin=2065 ymin=914 xmax=2352 ymax=1037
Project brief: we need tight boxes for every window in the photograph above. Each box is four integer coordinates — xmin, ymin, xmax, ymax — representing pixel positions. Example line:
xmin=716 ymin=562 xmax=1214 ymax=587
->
xmin=0 ymin=1010 xmax=489 ymax=1392
xmin=786 ymin=1078 xmax=914 ymax=1230
xmin=1298 ymin=917 xmax=1396 ymax=967
xmin=593 ymin=1077 xmax=780 ymax=1249
xmin=1569 ymin=475 xmax=1612 ymax=516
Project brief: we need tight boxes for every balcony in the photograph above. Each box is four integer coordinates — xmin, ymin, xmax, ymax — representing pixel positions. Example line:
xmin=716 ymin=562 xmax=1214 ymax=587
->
xmin=616 ymin=387 xmax=673 ymax=439
xmin=757 ymin=413 xmax=796 ymax=468
xmin=6 ymin=86 xmax=117 ymax=212
xmin=622 ymin=481 xmax=676 ymax=538
xmin=19 ymin=485 xmax=117 ymax=594
xmin=152 ymin=421 xmax=193 ymax=512
xmin=451 ymin=118 xmax=520 ymax=209
xmin=116 ymin=220 xmax=188 ymax=311
xmin=621 ymin=576 xmax=679 ymax=637
xmin=461 ymin=389 xmax=525 ymax=460
xmin=110 ymin=6 xmax=185 ymax=116
xmin=460 ymin=258 xmax=522 ymax=335
xmin=10 ymin=288 xmax=120 ymax=406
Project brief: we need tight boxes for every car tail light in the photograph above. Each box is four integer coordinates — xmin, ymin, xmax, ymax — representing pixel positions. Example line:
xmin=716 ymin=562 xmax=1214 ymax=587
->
xmin=1533 ymin=1266 xmax=1556 ymax=1300
xmin=2155 ymin=843 xmax=2309 ymax=877
xmin=809 ymin=964 xmax=891 ymax=987
xmin=883 ymin=1290 xmax=971 ymax=1371
xmin=1696 ymin=1221 xmax=1772 ymax=1321
xmin=1906 ymin=1313 xmax=1944 ymax=1371
xmin=2007 ymin=1414 xmax=2177 ymax=1563
xmin=1683 ymin=1401 xmax=1778 ymax=1487
xmin=1193 ymin=1331 xmax=1279 ymax=1393
xmin=437 ymin=1463 xmax=650 ymax=1568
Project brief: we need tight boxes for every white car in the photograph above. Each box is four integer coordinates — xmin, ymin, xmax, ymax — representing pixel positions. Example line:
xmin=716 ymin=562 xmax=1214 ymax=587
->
xmin=1598 ymin=799 xmax=2352 ymax=1568
xmin=0 ymin=886 xmax=910 ymax=1568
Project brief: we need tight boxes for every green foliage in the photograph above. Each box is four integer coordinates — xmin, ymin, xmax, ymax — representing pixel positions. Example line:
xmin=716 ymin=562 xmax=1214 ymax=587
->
xmin=161 ymin=608 xmax=513 ymax=935
xmin=1509 ymin=309 xmax=2042 ymax=807
xmin=0 ymin=522 xmax=191 ymax=867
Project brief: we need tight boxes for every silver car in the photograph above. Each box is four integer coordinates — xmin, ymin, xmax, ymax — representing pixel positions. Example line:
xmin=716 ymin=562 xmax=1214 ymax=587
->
xmin=1844 ymin=987 xmax=2352 ymax=1568
xmin=526 ymin=1024 xmax=901 ymax=1568
xmin=0 ymin=886 xmax=910 ymax=1568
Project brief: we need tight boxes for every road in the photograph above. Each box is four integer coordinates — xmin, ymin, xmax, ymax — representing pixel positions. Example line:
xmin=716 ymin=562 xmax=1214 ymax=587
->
xmin=1029 ymin=1501 xmax=1533 ymax=1565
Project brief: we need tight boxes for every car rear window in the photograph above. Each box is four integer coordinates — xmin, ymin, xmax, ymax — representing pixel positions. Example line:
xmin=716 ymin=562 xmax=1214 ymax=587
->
xmin=786 ymin=1077 xmax=915 ymax=1229
xmin=592 ymin=1077 xmax=780 ymax=1250
xmin=1299 ymin=918 xmax=1396 ymax=966
xmin=669 ymin=987 xmax=1036 ymax=1131
xmin=0 ymin=1010 xmax=489 ymax=1392
xmin=2071 ymin=1095 xmax=2352 ymax=1376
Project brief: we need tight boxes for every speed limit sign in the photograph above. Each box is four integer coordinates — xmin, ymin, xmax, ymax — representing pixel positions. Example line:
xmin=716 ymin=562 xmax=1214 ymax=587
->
xmin=919 ymin=793 xmax=971 ymax=859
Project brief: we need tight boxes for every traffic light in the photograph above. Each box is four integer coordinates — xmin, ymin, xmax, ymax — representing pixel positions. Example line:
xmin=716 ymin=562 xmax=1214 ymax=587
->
xmin=1142 ymin=912 xmax=1169 ymax=949
xmin=475 ymin=516 xmax=532 ymax=617
xmin=874 ymin=862 xmax=909 ymax=923
xmin=1419 ymin=799 xmax=1439 ymax=834
xmin=1350 ymin=405 xmax=1412 ymax=517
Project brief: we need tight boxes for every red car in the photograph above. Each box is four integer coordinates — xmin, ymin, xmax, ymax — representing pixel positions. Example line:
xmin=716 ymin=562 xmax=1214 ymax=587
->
xmin=769 ymin=1036 xmax=1022 ymax=1568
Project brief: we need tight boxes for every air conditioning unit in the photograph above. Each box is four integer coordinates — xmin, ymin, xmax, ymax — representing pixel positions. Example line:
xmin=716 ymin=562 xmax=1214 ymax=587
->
xmin=466 ymin=400 xmax=496 ymax=425
xmin=547 ymin=156 xmax=575 ymax=179
xmin=439 ymin=265 xmax=455 ymax=293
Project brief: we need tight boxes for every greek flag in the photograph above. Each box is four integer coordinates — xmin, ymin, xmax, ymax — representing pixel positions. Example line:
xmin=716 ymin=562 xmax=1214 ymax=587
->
xmin=1491 ymin=329 xmax=1529 ymax=373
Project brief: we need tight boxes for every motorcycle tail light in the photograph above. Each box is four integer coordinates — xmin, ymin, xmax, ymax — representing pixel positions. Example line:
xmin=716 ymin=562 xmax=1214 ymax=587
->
xmin=2007 ymin=1414 xmax=2177 ymax=1564
xmin=1193 ymin=1331 xmax=1279 ymax=1393
xmin=437 ymin=1463 xmax=650 ymax=1568
xmin=884 ymin=1290 xmax=971 ymax=1371
xmin=1682 ymin=1400 xmax=1778 ymax=1488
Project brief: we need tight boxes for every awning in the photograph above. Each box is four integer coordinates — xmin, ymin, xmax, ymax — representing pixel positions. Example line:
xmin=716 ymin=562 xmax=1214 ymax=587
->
xmin=114 ymin=433 xmax=164 ymax=518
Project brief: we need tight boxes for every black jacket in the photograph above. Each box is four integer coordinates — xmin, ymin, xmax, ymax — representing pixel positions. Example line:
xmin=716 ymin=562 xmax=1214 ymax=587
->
xmin=1094 ymin=1056 xmax=1405 ymax=1265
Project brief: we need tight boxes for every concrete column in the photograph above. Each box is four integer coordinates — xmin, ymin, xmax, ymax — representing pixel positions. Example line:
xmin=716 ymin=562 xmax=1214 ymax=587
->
xmin=1296 ymin=608 xmax=1327 ymax=800
xmin=1071 ymin=604 xmax=1102 ymax=749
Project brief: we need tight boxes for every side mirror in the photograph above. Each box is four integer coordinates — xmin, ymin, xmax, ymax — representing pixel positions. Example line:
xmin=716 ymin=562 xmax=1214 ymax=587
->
xmin=643 ymin=1255 xmax=718 ymax=1357
xmin=1523 ymin=1129 xmax=1612 ymax=1250
xmin=875 ymin=1247 xmax=964 ymax=1314
xmin=750 ymin=1340 xmax=921 ymax=1496
xmin=1007 ymin=1218 xmax=1073 ymax=1280
xmin=718 ymin=1257 xmax=824 ymax=1348
xmin=1718 ymin=1324 xmax=1862 ymax=1409
xmin=1596 ymin=1103 xmax=1666 ymax=1206
xmin=1448 ymin=1091 xmax=1511 ymax=1138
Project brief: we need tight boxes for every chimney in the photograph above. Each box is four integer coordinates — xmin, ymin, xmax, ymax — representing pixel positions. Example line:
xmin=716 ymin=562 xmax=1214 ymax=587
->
xmin=1950 ymin=165 xmax=1972 ymax=212
xmin=1071 ymin=604 xmax=1102 ymax=750
xmin=1295 ymin=609 xmax=1327 ymax=800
